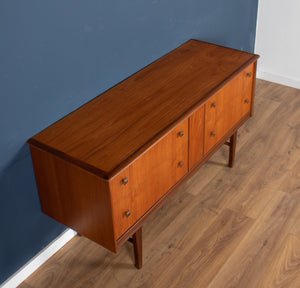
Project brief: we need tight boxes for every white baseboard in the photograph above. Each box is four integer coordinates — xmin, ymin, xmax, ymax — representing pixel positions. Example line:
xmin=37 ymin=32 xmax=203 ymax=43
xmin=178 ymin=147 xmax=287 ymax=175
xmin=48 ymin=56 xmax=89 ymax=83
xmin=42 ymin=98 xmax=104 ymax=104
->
xmin=0 ymin=229 xmax=77 ymax=288
xmin=257 ymin=70 xmax=300 ymax=90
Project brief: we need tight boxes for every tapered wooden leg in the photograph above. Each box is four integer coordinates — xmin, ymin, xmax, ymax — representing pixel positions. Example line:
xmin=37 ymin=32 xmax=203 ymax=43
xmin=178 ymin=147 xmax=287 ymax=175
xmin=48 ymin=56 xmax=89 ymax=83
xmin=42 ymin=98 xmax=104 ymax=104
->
xmin=132 ymin=227 xmax=143 ymax=269
xmin=229 ymin=131 xmax=237 ymax=168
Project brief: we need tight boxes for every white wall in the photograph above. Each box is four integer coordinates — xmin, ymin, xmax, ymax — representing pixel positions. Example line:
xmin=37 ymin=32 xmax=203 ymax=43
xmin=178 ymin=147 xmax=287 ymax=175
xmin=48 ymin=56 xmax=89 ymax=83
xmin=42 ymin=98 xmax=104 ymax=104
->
xmin=255 ymin=0 xmax=300 ymax=89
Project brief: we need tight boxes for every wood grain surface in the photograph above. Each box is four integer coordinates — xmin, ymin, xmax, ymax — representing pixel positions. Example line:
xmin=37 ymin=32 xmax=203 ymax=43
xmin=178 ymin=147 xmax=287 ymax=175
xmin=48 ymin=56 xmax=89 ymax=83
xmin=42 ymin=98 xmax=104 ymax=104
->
xmin=30 ymin=146 xmax=117 ymax=252
xmin=110 ymin=119 xmax=188 ymax=239
xmin=28 ymin=39 xmax=258 ymax=179
xmin=204 ymin=63 xmax=253 ymax=154
xmin=189 ymin=105 xmax=204 ymax=169
xmin=21 ymin=79 xmax=300 ymax=288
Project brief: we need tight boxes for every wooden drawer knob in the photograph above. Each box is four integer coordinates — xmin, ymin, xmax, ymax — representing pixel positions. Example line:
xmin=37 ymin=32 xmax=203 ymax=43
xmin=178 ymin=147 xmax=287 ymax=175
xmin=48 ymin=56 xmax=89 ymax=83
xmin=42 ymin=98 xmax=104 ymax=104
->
xmin=178 ymin=131 xmax=184 ymax=137
xmin=178 ymin=161 xmax=184 ymax=167
xmin=247 ymin=72 xmax=252 ymax=78
xmin=125 ymin=210 xmax=131 ymax=218
xmin=245 ymin=98 xmax=250 ymax=104
xmin=212 ymin=102 xmax=217 ymax=108
xmin=121 ymin=178 xmax=129 ymax=185
xmin=211 ymin=131 xmax=216 ymax=137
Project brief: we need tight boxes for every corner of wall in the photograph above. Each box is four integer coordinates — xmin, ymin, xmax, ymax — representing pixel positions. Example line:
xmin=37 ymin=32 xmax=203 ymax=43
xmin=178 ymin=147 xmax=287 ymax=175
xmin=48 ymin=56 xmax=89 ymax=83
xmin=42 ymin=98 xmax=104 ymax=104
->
xmin=0 ymin=229 xmax=76 ymax=288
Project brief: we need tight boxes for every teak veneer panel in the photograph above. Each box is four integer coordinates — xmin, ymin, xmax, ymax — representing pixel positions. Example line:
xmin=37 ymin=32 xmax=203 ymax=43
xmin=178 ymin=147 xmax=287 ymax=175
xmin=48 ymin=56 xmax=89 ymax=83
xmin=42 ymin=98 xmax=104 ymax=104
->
xmin=110 ymin=119 xmax=188 ymax=239
xmin=189 ymin=105 xmax=204 ymax=169
xmin=30 ymin=146 xmax=117 ymax=252
xmin=204 ymin=63 xmax=254 ymax=154
xmin=28 ymin=39 xmax=258 ymax=179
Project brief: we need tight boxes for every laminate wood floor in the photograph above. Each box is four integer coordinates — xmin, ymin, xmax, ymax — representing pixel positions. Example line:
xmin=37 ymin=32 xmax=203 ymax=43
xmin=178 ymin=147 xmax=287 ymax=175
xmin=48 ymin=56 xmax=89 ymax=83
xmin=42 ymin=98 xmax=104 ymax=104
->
xmin=19 ymin=80 xmax=300 ymax=288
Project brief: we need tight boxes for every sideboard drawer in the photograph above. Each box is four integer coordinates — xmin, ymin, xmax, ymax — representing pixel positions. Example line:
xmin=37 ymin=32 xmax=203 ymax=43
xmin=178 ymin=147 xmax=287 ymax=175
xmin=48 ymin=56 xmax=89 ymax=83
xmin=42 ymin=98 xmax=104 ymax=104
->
xmin=110 ymin=119 xmax=189 ymax=239
xmin=204 ymin=64 xmax=254 ymax=154
xmin=28 ymin=40 xmax=259 ymax=265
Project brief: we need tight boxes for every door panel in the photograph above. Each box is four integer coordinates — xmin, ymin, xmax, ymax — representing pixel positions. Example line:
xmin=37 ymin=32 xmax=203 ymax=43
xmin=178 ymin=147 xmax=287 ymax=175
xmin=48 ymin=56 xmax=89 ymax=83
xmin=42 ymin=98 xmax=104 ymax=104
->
xmin=204 ymin=64 xmax=254 ymax=154
xmin=110 ymin=119 xmax=189 ymax=239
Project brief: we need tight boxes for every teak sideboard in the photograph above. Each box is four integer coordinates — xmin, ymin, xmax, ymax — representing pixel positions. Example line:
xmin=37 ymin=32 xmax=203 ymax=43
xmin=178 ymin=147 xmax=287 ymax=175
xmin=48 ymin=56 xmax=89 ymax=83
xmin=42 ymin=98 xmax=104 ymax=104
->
xmin=28 ymin=40 xmax=259 ymax=269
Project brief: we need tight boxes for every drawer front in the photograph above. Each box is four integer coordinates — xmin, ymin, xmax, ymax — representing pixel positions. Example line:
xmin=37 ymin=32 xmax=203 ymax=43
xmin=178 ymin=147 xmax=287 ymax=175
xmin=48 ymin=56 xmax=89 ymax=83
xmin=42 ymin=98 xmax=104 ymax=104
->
xmin=204 ymin=64 xmax=254 ymax=154
xmin=110 ymin=119 xmax=189 ymax=239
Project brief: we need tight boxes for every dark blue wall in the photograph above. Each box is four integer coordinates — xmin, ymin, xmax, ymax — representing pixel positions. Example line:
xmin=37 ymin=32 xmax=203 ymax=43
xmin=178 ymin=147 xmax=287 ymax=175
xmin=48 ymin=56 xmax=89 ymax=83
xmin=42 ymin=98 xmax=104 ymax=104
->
xmin=0 ymin=0 xmax=258 ymax=283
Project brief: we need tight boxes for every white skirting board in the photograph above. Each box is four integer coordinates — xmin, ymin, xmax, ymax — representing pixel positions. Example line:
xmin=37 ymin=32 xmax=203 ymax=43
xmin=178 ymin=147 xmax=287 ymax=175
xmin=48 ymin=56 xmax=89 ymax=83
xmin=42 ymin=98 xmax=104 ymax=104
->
xmin=0 ymin=229 xmax=77 ymax=288
xmin=257 ymin=70 xmax=300 ymax=90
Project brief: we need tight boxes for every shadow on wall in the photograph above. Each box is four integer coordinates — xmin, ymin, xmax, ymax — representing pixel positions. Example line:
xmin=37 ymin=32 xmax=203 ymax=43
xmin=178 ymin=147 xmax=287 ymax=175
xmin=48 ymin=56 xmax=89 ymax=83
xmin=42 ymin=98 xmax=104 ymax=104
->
xmin=0 ymin=144 xmax=65 ymax=284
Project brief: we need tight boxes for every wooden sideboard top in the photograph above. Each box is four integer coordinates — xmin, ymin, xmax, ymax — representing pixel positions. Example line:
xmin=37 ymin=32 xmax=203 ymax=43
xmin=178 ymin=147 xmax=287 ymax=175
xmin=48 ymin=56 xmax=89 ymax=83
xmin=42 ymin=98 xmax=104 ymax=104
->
xmin=28 ymin=39 xmax=259 ymax=179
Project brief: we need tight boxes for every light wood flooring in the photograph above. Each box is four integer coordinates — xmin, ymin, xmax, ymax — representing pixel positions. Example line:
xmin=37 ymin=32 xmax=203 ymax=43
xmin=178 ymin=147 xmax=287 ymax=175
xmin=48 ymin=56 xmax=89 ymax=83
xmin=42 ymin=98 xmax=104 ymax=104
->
xmin=19 ymin=80 xmax=300 ymax=288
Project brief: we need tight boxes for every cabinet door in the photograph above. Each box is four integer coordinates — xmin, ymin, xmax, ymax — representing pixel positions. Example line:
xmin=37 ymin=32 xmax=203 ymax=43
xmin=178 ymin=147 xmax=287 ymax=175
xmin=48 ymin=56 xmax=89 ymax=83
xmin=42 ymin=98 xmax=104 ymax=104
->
xmin=204 ymin=64 xmax=254 ymax=154
xmin=110 ymin=119 xmax=188 ymax=239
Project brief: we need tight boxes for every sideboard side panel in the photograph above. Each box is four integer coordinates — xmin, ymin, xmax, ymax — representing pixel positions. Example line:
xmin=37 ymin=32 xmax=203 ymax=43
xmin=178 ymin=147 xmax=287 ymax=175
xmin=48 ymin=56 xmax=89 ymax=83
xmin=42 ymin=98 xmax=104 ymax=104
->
xmin=29 ymin=145 xmax=117 ymax=252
